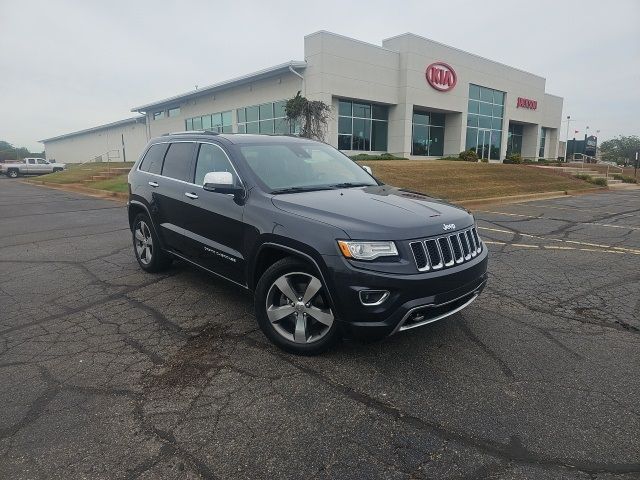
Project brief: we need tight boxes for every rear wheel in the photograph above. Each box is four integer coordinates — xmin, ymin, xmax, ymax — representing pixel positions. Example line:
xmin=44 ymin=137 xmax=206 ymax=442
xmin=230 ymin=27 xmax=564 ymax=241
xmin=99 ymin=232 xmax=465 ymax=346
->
xmin=53 ymin=167 xmax=63 ymax=173
xmin=132 ymin=213 xmax=172 ymax=272
xmin=7 ymin=169 xmax=18 ymax=178
xmin=255 ymin=257 xmax=339 ymax=355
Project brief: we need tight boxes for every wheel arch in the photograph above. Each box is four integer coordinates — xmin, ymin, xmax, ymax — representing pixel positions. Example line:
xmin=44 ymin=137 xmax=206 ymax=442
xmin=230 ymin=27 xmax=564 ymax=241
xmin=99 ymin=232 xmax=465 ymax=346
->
xmin=127 ymin=199 xmax=166 ymax=250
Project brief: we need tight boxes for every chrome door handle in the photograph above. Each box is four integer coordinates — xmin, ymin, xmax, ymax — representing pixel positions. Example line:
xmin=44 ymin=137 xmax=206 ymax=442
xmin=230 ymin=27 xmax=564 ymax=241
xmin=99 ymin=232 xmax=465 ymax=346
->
xmin=185 ymin=192 xmax=199 ymax=199
xmin=148 ymin=181 xmax=158 ymax=187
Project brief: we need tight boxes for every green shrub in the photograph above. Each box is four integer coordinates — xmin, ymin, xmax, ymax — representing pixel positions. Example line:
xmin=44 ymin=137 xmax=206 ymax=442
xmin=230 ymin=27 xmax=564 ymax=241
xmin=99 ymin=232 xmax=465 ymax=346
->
xmin=349 ymin=153 xmax=407 ymax=161
xmin=458 ymin=149 xmax=478 ymax=162
xmin=591 ymin=177 xmax=607 ymax=186
xmin=481 ymin=158 xmax=489 ymax=163
xmin=575 ymin=174 xmax=592 ymax=181
xmin=503 ymin=153 xmax=523 ymax=164
xmin=612 ymin=174 xmax=637 ymax=183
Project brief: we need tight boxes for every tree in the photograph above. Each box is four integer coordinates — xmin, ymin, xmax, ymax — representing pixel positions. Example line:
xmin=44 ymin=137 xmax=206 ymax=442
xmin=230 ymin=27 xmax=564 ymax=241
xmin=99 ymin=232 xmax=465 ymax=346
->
xmin=284 ymin=92 xmax=331 ymax=141
xmin=0 ymin=141 xmax=44 ymax=161
xmin=599 ymin=135 xmax=640 ymax=165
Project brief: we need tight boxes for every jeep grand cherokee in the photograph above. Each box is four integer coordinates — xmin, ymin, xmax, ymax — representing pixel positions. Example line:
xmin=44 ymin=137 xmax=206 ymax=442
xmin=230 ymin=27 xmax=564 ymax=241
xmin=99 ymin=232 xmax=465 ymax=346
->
xmin=127 ymin=132 xmax=488 ymax=354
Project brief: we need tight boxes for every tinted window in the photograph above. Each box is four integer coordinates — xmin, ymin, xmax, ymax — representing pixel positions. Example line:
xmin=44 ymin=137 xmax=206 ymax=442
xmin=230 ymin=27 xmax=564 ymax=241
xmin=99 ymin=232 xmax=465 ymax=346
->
xmin=37 ymin=159 xmax=47 ymax=164
xmin=162 ymin=143 xmax=194 ymax=181
xmin=139 ymin=144 xmax=167 ymax=175
xmin=194 ymin=144 xmax=235 ymax=186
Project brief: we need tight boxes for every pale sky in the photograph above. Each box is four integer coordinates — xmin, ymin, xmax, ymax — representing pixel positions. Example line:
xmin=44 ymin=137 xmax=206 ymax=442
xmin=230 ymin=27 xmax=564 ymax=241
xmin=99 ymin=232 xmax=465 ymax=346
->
xmin=1 ymin=0 xmax=638 ymax=152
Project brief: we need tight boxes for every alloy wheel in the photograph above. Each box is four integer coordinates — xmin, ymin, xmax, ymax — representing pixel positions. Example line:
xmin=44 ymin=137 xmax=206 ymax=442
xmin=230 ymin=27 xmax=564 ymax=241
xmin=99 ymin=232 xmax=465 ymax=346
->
xmin=134 ymin=220 xmax=153 ymax=265
xmin=265 ymin=272 xmax=334 ymax=344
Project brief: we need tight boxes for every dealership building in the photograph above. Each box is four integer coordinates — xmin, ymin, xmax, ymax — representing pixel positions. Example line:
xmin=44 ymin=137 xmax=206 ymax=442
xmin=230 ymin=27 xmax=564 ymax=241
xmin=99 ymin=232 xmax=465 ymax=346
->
xmin=41 ymin=31 xmax=563 ymax=163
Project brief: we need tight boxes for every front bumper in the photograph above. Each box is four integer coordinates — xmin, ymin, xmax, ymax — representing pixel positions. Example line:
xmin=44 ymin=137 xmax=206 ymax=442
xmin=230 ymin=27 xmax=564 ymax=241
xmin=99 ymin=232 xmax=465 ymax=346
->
xmin=322 ymin=247 xmax=488 ymax=340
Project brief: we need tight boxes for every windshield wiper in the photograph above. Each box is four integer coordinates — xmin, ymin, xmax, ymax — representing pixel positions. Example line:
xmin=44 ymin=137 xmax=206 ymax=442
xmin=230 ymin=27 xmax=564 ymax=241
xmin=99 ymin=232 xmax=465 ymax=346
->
xmin=271 ymin=186 xmax=334 ymax=194
xmin=329 ymin=182 xmax=373 ymax=189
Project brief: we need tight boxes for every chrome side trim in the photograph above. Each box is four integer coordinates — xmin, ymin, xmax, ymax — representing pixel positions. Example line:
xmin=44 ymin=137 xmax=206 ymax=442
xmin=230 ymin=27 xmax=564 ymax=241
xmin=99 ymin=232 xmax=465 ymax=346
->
xmin=391 ymin=292 xmax=480 ymax=335
xmin=359 ymin=290 xmax=390 ymax=306
xmin=168 ymin=250 xmax=249 ymax=290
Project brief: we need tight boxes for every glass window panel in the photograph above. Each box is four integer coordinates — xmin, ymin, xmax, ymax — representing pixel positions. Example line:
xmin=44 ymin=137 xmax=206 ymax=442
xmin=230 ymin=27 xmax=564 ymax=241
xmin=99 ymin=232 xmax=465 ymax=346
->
xmin=492 ymin=104 xmax=503 ymax=118
xmin=479 ymin=102 xmax=493 ymax=116
xmin=490 ymin=131 xmax=501 ymax=160
xmin=185 ymin=118 xmax=193 ymax=130
xmin=371 ymin=121 xmax=387 ymax=151
xmin=211 ymin=113 xmax=222 ymax=127
xmin=338 ymin=134 xmax=352 ymax=150
xmin=491 ymin=117 xmax=503 ymax=130
xmin=352 ymin=103 xmax=371 ymax=119
xmin=372 ymin=104 xmax=388 ymax=120
xmin=469 ymin=84 xmax=481 ymax=100
xmin=202 ymin=115 xmax=212 ymax=129
xmin=161 ymin=142 xmax=194 ymax=181
xmin=246 ymin=122 xmax=259 ymax=134
xmin=480 ymin=87 xmax=493 ymax=103
xmin=338 ymin=101 xmax=352 ymax=116
xmin=338 ymin=117 xmax=352 ymax=134
xmin=259 ymin=120 xmax=274 ymax=134
xmin=194 ymin=143 xmax=235 ymax=185
xmin=412 ymin=124 xmax=428 ymax=155
xmin=222 ymin=125 xmax=232 ymax=133
xmin=413 ymin=112 xmax=429 ymax=125
xmin=478 ymin=116 xmax=492 ymax=129
xmin=468 ymin=100 xmax=479 ymax=114
xmin=493 ymin=90 xmax=505 ymax=105
xmin=431 ymin=112 xmax=445 ymax=126
xmin=168 ymin=107 xmax=180 ymax=117
xmin=352 ymin=118 xmax=371 ymax=150
xmin=238 ymin=124 xmax=246 ymax=133
xmin=237 ymin=108 xmax=246 ymax=123
xmin=246 ymin=105 xmax=259 ymax=122
xmin=192 ymin=117 xmax=202 ymax=129
xmin=221 ymin=111 xmax=232 ymax=126
xmin=274 ymin=118 xmax=290 ymax=134
xmin=466 ymin=128 xmax=478 ymax=152
xmin=512 ymin=135 xmax=522 ymax=154
xmin=274 ymin=101 xmax=286 ymax=118
xmin=139 ymin=143 xmax=167 ymax=175
xmin=467 ymin=114 xmax=478 ymax=128
xmin=259 ymin=103 xmax=274 ymax=120
xmin=429 ymin=127 xmax=444 ymax=156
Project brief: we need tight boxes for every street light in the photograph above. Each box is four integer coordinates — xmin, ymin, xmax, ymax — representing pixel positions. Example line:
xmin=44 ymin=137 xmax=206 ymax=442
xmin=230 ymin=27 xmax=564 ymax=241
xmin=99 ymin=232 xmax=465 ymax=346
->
xmin=564 ymin=115 xmax=571 ymax=162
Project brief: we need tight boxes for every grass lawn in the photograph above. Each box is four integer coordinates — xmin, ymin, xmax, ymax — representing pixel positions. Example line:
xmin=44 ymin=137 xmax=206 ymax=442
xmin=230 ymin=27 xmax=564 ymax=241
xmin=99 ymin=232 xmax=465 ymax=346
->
xmin=29 ymin=162 xmax=133 ymax=184
xmin=357 ymin=160 xmax=597 ymax=201
xmin=30 ymin=159 xmax=599 ymax=202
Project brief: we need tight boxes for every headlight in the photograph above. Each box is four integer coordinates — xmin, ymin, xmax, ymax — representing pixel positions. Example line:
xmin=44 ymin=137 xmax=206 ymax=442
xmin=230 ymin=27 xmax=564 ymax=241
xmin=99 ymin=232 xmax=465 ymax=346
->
xmin=337 ymin=240 xmax=398 ymax=260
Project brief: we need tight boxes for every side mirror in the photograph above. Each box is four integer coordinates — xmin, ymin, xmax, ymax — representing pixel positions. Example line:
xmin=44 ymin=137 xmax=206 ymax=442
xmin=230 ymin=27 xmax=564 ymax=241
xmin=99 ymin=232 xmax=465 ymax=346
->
xmin=362 ymin=165 xmax=373 ymax=175
xmin=203 ymin=171 xmax=243 ymax=195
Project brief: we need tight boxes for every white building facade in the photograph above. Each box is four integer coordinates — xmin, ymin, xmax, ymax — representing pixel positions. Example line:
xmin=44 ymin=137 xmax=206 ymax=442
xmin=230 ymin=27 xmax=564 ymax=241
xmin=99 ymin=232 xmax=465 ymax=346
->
xmin=42 ymin=32 xmax=563 ymax=163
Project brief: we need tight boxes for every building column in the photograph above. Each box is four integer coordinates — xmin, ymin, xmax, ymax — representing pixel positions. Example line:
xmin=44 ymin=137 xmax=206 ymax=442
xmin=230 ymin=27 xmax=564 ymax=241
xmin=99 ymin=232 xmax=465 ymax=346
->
xmin=444 ymin=113 xmax=463 ymax=157
xmin=521 ymin=124 xmax=539 ymax=160
xmin=387 ymin=103 xmax=412 ymax=157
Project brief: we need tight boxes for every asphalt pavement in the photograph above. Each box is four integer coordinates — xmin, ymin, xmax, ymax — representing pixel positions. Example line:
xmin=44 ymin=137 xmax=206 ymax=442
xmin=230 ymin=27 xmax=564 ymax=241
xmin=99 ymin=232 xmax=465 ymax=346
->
xmin=1 ymin=177 xmax=639 ymax=479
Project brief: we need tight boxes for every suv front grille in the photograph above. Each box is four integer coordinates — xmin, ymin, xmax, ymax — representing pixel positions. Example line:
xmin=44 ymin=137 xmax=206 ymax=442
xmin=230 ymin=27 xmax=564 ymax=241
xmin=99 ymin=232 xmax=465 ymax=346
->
xmin=409 ymin=226 xmax=482 ymax=272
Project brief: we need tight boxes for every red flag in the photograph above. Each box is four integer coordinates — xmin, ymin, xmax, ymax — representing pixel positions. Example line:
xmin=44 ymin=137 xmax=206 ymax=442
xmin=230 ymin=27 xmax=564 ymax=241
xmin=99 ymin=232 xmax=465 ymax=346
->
xmin=574 ymin=130 xmax=579 ymax=134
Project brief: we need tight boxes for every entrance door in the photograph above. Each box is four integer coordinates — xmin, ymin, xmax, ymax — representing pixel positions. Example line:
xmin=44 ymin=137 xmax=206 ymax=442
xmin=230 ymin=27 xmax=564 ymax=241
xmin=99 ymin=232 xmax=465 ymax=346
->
xmin=477 ymin=129 xmax=491 ymax=160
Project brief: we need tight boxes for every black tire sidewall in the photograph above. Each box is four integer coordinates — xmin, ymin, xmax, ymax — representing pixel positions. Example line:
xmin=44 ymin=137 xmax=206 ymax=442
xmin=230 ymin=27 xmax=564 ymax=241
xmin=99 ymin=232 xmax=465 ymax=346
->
xmin=254 ymin=257 xmax=339 ymax=355
xmin=132 ymin=213 xmax=171 ymax=272
xmin=8 ymin=170 xmax=18 ymax=178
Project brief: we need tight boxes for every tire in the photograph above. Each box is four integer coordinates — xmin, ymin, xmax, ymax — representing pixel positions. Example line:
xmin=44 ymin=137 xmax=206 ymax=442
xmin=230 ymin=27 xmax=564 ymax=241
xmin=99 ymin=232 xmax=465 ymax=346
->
xmin=53 ymin=168 xmax=63 ymax=173
xmin=255 ymin=257 xmax=339 ymax=355
xmin=7 ymin=169 xmax=18 ymax=178
xmin=132 ymin=213 xmax=172 ymax=272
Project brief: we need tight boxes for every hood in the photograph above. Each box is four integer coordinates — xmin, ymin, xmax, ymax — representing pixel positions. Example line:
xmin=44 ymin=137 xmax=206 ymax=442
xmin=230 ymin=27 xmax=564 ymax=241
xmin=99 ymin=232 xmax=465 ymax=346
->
xmin=271 ymin=185 xmax=474 ymax=240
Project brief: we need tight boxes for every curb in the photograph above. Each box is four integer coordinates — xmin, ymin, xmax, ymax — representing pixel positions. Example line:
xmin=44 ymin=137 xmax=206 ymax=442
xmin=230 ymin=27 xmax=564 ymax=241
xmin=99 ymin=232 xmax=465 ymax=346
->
xmin=458 ymin=187 xmax=606 ymax=208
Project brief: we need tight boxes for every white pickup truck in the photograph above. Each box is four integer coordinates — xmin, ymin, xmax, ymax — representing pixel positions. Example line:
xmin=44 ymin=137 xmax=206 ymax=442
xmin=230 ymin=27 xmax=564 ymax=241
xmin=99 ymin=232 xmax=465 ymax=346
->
xmin=1 ymin=158 xmax=66 ymax=178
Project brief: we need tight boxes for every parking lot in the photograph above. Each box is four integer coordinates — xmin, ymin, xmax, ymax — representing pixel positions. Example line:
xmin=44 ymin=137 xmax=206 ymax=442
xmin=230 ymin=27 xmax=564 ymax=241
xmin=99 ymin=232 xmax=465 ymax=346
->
xmin=1 ymin=177 xmax=639 ymax=479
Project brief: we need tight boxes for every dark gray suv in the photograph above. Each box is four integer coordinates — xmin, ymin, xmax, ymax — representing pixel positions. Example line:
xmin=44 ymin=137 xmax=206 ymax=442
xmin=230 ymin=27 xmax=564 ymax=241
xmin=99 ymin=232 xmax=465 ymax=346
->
xmin=127 ymin=132 xmax=488 ymax=354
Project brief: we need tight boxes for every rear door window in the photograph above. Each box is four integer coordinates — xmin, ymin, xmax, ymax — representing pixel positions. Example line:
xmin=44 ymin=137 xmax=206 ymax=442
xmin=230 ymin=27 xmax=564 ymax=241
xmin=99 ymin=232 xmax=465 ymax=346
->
xmin=161 ymin=142 xmax=195 ymax=182
xmin=139 ymin=143 xmax=167 ymax=175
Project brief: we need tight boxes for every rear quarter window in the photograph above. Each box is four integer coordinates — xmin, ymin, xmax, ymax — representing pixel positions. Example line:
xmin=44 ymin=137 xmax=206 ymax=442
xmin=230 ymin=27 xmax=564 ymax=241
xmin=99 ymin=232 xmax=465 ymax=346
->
xmin=161 ymin=142 xmax=195 ymax=181
xmin=139 ymin=144 xmax=167 ymax=175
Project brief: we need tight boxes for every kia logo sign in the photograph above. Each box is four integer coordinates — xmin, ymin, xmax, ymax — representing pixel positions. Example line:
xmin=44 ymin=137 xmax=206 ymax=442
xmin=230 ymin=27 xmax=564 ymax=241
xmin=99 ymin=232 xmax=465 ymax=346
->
xmin=426 ymin=62 xmax=457 ymax=92
xmin=517 ymin=97 xmax=537 ymax=110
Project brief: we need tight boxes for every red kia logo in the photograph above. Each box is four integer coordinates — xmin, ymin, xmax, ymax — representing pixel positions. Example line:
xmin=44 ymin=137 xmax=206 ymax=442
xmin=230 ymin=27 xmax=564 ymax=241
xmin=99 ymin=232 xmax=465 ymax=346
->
xmin=517 ymin=97 xmax=537 ymax=110
xmin=426 ymin=62 xmax=457 ymax=92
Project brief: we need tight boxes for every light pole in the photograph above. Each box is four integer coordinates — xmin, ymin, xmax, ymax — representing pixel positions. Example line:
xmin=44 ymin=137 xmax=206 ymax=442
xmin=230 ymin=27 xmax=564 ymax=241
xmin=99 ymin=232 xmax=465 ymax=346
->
xmin=564 ymin=115 xmax=571 ymax=162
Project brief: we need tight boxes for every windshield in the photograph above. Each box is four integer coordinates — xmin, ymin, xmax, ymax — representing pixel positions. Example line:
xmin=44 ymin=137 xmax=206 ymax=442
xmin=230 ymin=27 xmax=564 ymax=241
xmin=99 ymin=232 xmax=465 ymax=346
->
xmin=238 ymin=142 xmax=377 ymax=192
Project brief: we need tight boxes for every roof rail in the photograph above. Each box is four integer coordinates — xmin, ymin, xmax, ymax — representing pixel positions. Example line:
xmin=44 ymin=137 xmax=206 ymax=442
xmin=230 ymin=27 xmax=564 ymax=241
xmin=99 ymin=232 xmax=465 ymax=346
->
xmin=161 ymin=130 xmax=220 ymax=136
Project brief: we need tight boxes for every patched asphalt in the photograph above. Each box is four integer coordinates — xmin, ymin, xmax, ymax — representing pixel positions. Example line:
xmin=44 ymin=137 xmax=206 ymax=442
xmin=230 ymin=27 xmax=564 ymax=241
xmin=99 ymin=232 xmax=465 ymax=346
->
xmin=0 ymin=177 xmax=639 ymax=479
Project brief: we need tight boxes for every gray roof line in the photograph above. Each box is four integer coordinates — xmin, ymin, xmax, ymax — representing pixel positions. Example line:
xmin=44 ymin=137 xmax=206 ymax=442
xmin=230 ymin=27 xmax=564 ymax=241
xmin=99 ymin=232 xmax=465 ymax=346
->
xmin=40 ymin=116 xmax=146 ymax=143
xmin=131 ymin=60 xmax=307 ymax=112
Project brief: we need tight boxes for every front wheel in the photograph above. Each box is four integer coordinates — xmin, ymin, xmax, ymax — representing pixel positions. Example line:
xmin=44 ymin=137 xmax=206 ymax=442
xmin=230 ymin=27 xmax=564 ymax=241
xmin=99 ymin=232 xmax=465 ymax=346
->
xmin=7 ymin=169 xmax=18 ymax=178
xmin=255 ymin=257 xmax=339 ymax=355
xmin=53 ymin=168 xmax=63 ymax=173
xmin=132 ymin=213 xmax=172 ymax=272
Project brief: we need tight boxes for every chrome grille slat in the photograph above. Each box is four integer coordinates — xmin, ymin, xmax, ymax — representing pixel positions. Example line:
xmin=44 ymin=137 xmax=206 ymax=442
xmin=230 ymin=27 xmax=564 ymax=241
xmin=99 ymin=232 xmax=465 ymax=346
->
xmin=410 ymin=227 xmax=482 ymax=271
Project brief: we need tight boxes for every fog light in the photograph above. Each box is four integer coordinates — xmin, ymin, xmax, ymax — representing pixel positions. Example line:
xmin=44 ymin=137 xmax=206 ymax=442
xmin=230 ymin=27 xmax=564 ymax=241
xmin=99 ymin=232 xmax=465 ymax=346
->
xmin=359 ymin=290 xmax=390 ymax=306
